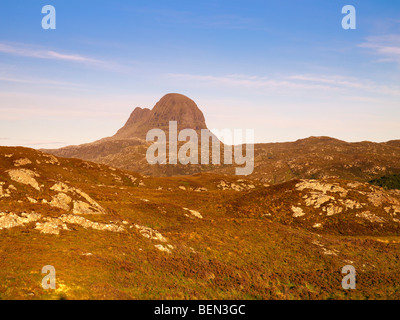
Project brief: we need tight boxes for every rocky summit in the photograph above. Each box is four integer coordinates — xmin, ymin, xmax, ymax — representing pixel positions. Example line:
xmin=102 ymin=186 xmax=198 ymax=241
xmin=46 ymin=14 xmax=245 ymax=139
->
xmin=113 ymin=93 xmax=208 ymax=140
xmin=43 ymin=93 xmax=220 ymax=176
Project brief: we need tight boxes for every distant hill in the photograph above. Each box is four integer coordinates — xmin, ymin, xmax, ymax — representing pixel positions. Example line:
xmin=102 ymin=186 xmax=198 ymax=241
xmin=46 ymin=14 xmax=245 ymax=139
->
xmin=216 ymin=136 xmax=400 ymax=183
xmin=43 ymin=94 xmax=400 ymax=183
xmin=384 ymin=140 xmax=400 ymax=149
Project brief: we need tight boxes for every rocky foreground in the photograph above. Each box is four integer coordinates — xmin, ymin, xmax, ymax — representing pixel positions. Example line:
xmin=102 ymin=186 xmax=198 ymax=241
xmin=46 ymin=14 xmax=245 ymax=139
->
xmin=1 ymin=146 xmax=400 ymax=299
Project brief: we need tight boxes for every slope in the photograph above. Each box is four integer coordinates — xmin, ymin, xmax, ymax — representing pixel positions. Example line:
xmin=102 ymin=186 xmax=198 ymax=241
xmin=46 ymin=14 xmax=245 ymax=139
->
xmin=1 ymin=147 xmax=400 ymax=299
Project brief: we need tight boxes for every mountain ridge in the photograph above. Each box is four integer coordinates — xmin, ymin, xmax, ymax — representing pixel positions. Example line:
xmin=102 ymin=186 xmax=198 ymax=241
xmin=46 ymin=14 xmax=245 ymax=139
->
xmin=42 ymin=94 xmax=400 ymax=182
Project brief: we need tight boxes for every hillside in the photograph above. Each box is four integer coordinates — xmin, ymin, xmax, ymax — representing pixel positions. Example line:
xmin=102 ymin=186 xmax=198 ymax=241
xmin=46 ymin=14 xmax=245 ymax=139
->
xmin=44 ymin=136 xmax=400 ymax=183
xmin=217 ymin=136 xmax=400 ymax=183
xmin=43 ymin=95 xmax=400 ymax=182
xmin=1 ymin=146 xmax=400 ymax=299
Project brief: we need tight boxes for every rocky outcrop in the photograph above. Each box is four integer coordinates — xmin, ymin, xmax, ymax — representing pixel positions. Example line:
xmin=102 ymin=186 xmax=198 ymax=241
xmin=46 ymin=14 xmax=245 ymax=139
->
xmin=59 ymin=214 xmax=125 ymax=233
xmin=134 ymin=224 xmax=167 ymax=242
xmin=0 ymin=211 xmax=124 ymax=235
xmin=183 ymin=207 xmax=203 ymax=219
xmin=7 ymin=169 xmax=40 ymax=191
xmin=232 ymin=178 xmax=400 ymax=235
xmin=113 ymin=93 xmax=208 ymax=140
xmin=50 ymin=182 xmax=106 ymax=214
xmin=49 ymin=193 xmax=72 ymax=211
xmin=14 ymin=158 xmax=32 ymax=166
xmin=35 ymin=217 xmax=69 ymax=235
xmin=0 ymin=212 xmax=41 ymax=230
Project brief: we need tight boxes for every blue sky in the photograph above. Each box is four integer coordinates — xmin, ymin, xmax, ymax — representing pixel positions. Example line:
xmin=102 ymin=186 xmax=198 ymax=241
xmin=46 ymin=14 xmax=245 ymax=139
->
xmin=0 ymin=0 xmax=399 ymax=148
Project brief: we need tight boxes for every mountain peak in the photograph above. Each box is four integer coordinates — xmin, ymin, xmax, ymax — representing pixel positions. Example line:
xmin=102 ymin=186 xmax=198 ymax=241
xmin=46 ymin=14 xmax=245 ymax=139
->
xmin=124 ymin=107 xmax=151 ymax=127
xmin=156 ymin=93 xmax=195 ymax=104
xmin=113 ymin=93 xmax=208 ymax=140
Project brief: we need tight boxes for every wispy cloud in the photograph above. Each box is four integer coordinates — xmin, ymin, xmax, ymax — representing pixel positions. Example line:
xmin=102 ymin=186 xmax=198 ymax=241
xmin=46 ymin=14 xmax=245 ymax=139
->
xmin=0 ymin=43 xmax=99 ymax=63
xmin=168 ymin=73 xmax=400 ymax=96
xmin=168 ymin=73 xmax=337 ymax=91
xmin=0 ymin=42 xmax=125 ymax=71
xmin=359 ymin=35 xmax=400 ymax=66
xmin=286 ymin=74 xmax=400 ymax=96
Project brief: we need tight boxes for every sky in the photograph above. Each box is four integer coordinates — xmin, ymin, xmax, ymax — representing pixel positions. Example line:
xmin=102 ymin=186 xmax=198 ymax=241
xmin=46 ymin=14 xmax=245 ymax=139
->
xmin=0 ymin=0 xmax=399 ymax=148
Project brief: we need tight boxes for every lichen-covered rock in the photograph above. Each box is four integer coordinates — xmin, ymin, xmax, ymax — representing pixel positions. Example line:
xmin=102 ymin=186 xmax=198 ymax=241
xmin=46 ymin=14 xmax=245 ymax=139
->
xmin=304 ymin=193 xmax=333 ymax=208
xmin=341 ymin=199 xmax=362 ymax=210
xmin=27 ymin=197 xmax=38 ymax=204
xmin=296 ymin=180 xmax=347 ymax=197
xmin=183 ymin=207 xmax=203 ymax=219
xmin=7 ymin=169 xmax=40 ymax=191
xmin=326 ymin=204 xmax=343 ymax=216
xmin=35 ymin=217 xmax=69 ymax=235
xmin=194 ymin=187 xmax=208 ymax=192
xmin=42 ymin=154 xmax=59 ymax=165
xmin=14 ymin=158 xmax=32 ymax=167
xmin=49 ymin=193 xmax=72 ymax=211
xmin=60 ymin=214 xmax=125 ymax=232
xmin=292 ymin=206 xmax=305 ymax=218
xmin=356 ymin=211 xmax=385 ymax=223
xmin=50 ymin=182 xmax=105 ymax=214
xmin=72 ymin=200 xmax=98 ymax=214
xmin=0 ymin=212 xmax=41 ymax=230
xmin=134 ymin=224 xmax=167 ymax=242
xmin=154 ymin=244 xmax=172 ymax=253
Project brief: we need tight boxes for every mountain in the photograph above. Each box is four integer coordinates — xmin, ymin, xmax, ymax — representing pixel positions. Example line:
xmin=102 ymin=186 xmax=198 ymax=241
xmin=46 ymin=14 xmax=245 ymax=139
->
xmin=43 ymin=93 xmax=225 ymax=176
xmin=113 ymin=93 xmax=208 ymax=140
xmin=45 ymin=136 xmax=400 ymax=186
xmin=43 ymin=94 xmax=400 ymax=181
xmin=2 ymin=146 xmax=400 ymax=299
